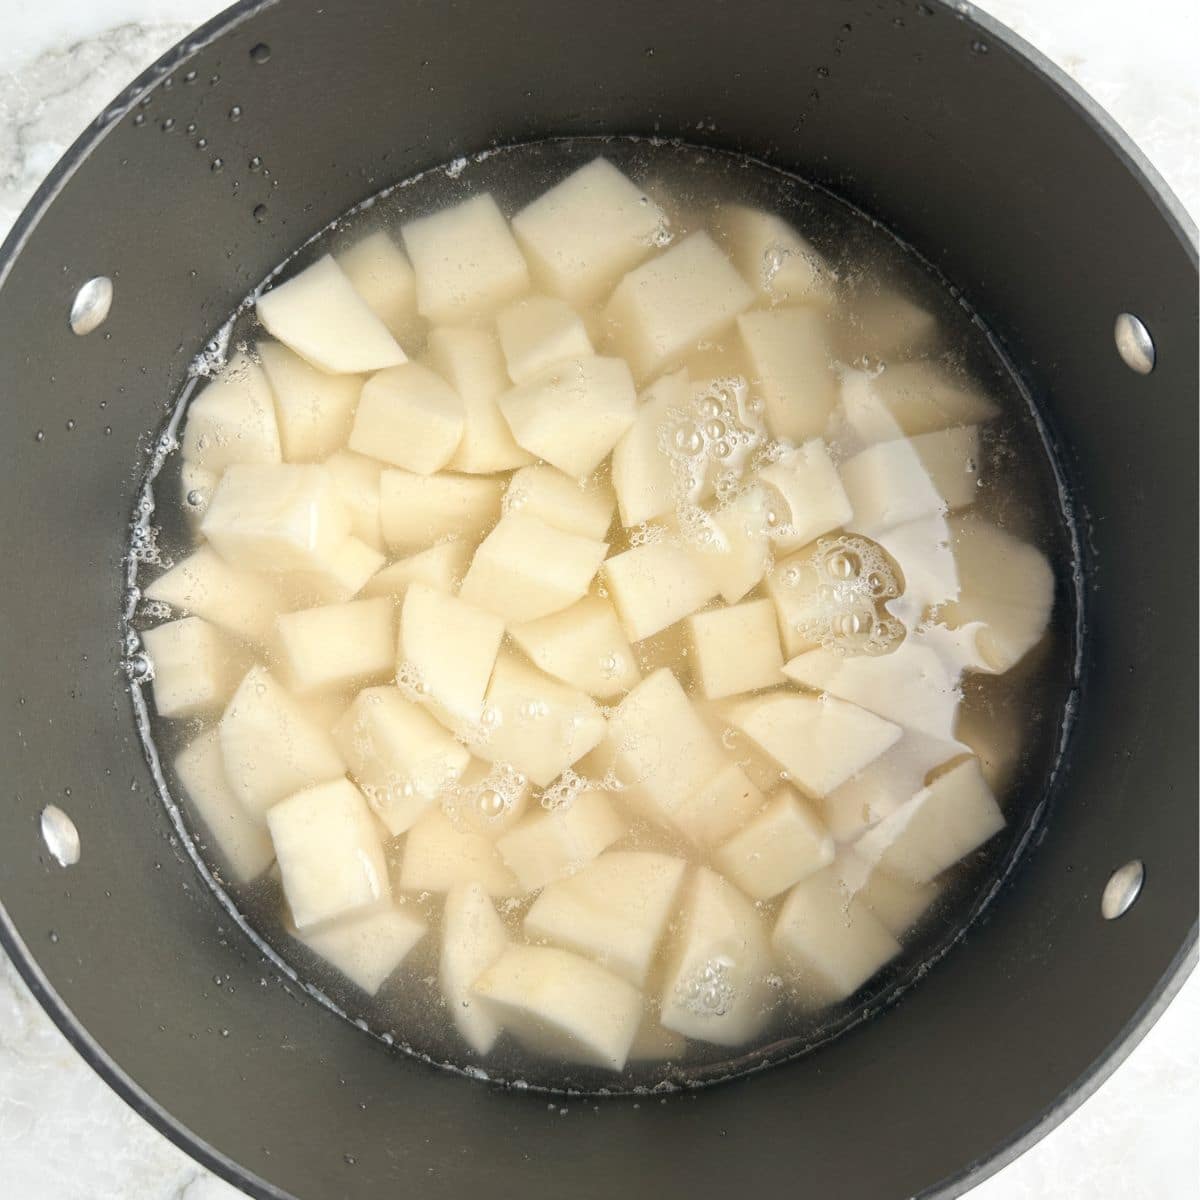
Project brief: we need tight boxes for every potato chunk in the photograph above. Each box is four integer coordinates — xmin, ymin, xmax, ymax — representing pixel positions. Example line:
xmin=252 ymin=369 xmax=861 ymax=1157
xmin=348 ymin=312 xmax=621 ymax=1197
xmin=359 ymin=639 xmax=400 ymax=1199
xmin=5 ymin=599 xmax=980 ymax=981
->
xmin=687 ymin=598 xmax=784 ymax=700
xmin=836 ymin=851 xmax=940 ymax=939
xmin=496 ymin=790 xmax=624 ymax=892
xmin=143 ymin=616 xmax=237 ymax=718
xmin=257 ymin=341 xmax=360 ymax=463
xmin=348 ymin=362 xmax=464 ymax=475
xmin=873 ymin=513 xmax=959 ymax=615
xmin=840 ymin=362 xmax=998 ymax=444
xmin=180 ymin=460 xmax=219 ymax=528
xmin=182 ymin=351 xmax=282 ymax=472
xmin=297 ymin=904 xmax=426 ymax=995
xmin=669 ymin=761 xmax=765 ymax=849
xmin=378 ymin=469 xmax=503 ymax=554
xmin=611 ymin=370 xmax=688 ymax=529
xmin=397 ymin=809 xmax=522 ymax=897
xmin=335 ymin=230 xmax=420 ymax=342
xmin=441 ymin=882 xmax=508 ymax=1054
xmin=695 ymin=488 xmax=773 ymax=604
xmin=496 ymin=295 xmax=593 ymax=384
xmin=717 ymin=204 xmax=835 ymax=307
xmin=756 ymin=440 xmax=853 ymax=550
xmin=603 ymin=539 xmax=719 ymax=642
xmin=277 ymin=597 xmax=394 ymax=695
xmin=505 ymin=464 xmax=615 ymax=541
xmin=835 ymin=287 xmax=938 ymax=363
xmin=361 ymin=539 xmax=472 ymax=601
xmin=284 ymin=535 xmax=385 ymax=606
xmin=324 ymin=450 xmax=384 ymax=551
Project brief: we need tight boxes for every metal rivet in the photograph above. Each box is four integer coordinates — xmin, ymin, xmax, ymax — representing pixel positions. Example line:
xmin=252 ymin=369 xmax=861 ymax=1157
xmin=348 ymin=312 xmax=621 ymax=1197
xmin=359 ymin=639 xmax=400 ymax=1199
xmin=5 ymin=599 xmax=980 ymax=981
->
xmin=1114 ymin=313 xmax=1155 ymax=375
xmin=40 ymin=805 xmax=81 ymax=867
xmin=69 ymin=276 xmax=113 ymax=335
xmin=1101 ymin=859 xmax=1144 ymax=920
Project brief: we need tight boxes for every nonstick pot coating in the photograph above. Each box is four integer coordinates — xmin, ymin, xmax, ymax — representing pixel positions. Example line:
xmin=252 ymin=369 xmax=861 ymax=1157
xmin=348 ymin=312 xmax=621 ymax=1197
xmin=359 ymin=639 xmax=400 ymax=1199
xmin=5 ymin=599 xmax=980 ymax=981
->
xmin=0 ymin=2 xmax=1195 ymax=1198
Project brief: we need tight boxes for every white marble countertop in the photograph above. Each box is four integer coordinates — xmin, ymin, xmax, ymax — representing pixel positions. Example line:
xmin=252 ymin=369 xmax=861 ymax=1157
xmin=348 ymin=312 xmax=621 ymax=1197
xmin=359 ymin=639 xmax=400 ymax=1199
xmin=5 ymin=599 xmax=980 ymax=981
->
xmin=1 ymin=1 xmax=1196 ymax=1196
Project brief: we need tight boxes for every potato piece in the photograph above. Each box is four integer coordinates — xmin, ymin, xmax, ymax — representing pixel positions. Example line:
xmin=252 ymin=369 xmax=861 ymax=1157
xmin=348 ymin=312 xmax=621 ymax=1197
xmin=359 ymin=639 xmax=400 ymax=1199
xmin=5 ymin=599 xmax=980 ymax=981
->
xmin=257 ymin=255 xmax=407 ymax=373
xmin=672 ymin=761 xmax=765 ymax=849
xmin=836 ymin=851 xmax=940 ymax=939
xmin=688 ymin=599 xmax=784 ymax=700
xmin=717 ymin=204 xmax=835 ymax=308
xmin=174 ymin=730 xmax=274 ymax=883
xmin=401 ymin=193 xmax=530 ymax=322
xmin=605 ymin=232 xmax=755 ymax=379
xmin=873 ymin=513 xmax=959 ymax=616
xmin=495 ymin=791 xmax=623 ymax=891
xmin=498 ymin=355 xmax=636 ymax=479
xmin=180 ymin=460 xmax=219 ymax=529
xmin=509 ymin=596 xmax=639 ymax=700
xmin=505 ymin=464 xmax=615 ymax=541
xmin=737 ymin=308 xmax=837 ymax=443
xmin=143 ymin=616 xmax=237 ymax=718
xmin=660 ymin=868 xmax=772 ymax=1046
xmin=426 ymin=327 xmax=534 ymax=473
xmin=201 ymin=463 xmax=351 ymax=573
xmin=603 ymin=540 xmax=719 ymax=643
xmin=284 ymin=535 xmax=385 ymax=606
xmin=714 ymin=786 xmax=834 ymax=900
xmin=347 ymin=362 xmax=464 ymax=475
xmin=524 ymin=851 xmax=687 ymax=985
xmin=611 ymin=370 xmax=689 ymax=528
xmin=256 ymin=341 xmax=360 ymax=463
xmin=511 ymin=157 xmax=665 ymax=306
xmin=496 ymin=295 xmax=593 ymax=384
xmin=297 ymin=904 xmax=426 ymax=995
xmin=441 ymin=759 xmax=532 ymax=838
xmin=378 ymin=469 xmax=503 ymax=554
xmin=268 ymin=778 xmax=389 ymax=930
xmin=694 ymin=488 xmax=773 ymax=604
xmin=397 ymin=808 xmax=522 ymax=897
xmin=440 ymin=882 xmax=509 ymax=1054
xmin=324 ymin=450 xmax=384 ymax=551
xmin=835 ymin=287 xmax=938 ymax=363
xmin=772 ymin=865 xmax=900 ymax=1002
xmin=728 ymin=691 xmax=902 ymax=799
xmin=361 ymin=539 xmax=472 ymax=601
xmin=335 ymin=229 xmax=420 ymax=342
xmin=472 ymin=944 xmax=642 ymax=1070
xmin=181 ymin=351 xmax=282 ymax=472
xmin=840 ymin=362 xmax=999 ymax=445
xmin=459 ymin=513 xmax=607 ymax=625
xmin=277 ymin=597 xmax=394 ymax=695
xmin=764 ymin=548 xmax=823 ymax=659
xmin=302 ymin=692 xmax=353 ymax=735
xmin=757 ymin=440 xmax=853 ymax=550
xmin=333 ymin=686 xmax=470 ymax=835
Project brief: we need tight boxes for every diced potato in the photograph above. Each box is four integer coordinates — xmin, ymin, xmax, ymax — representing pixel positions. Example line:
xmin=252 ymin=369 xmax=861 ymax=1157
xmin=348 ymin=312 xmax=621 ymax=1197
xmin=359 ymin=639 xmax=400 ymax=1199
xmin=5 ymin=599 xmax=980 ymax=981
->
xmin=267 ymin=777 xmax=390 ymax=930
xmin=180 ymin=460 xmax=219 ymax=528
xmin=505 ymin=464 xmax=615 ymax=541
xmin=440 ymin=882 xmax=508 ymax=1054
xmin=496 ymin=791 xmax=624 ymax=891
xmin=524 ymin=851 xmax=687 ymax=985
xmin=277 ymin=597 xmax=394 ymax=695
xmin=605 ymin=232 xmax=755 ymax=379
xmin=378 ymin=469 xmax=504 ymax=554
xmin=603 ymin=539 xmax=719 ymax=642
xmin=472 ymin=944 xmax=642 ymax=1070
xmin=441 ymin=759 xmax=532 ymax=837
xmin=324 ymin=450 xmax=384 ymax=551
xmin=174 ymin=730 xmax=274 ymax=883
xmin=764 ymin=547 xmax=824 ymax=659
xmin=348 ymin=362 xmax=465 ymax=475
xmin=397 ymin=808 xmax=522 ymax=897
xmin=659 ymin=868 xmax=772 ymax=1046
xmin=496 ymin=295 xmax=593 ymax=384
xmin=201 ymin=463 xmax=351 ymax=573
xmin=143 ymin=616 xmax=237 ymax=718
xmin=426 ymin=327 xmax=534 ymax=473
xmin=401 ymin=193 xmax=531 ymax=323
xmin=301 ymin=692 xmax=353 ymax=735
xmin=361 ymin=539 xmax=472 ymax=601
xmin=687 ymin=598 xmax=784 ymax=700
xmin=498 ymin=355 xmax=636 ymax=479
xmin=475 ymin=653 xmax=608 ymax=787
xmin=257 ymin=341 xmax=361 ymax=463
xmin=333 ymin=686 xmax=470 ymax=835
xmin=611 ymin=370 xmax=688 ymax=528
xmin=717 ymin=204 xmax=835 ymax=307
xmin=297 ymin=904 xmax=426 ymax=995
xmin=284 ymin=535 xmax=385 ymax=606
xmin=835 ymin=287 xmax=938 ymax=363
xmin=873 ymin=513 xmax=959 ymax=615
xmin=694 ymin=488 xmax=773 ymax=604
xmin=628 ymin=1020 xmax=687 ymax=1062
xmin=853 ymin=757 xmax=1004 ymax=884
xmin=509 ymin=596 xmax=639 ymax=700
xmin=510 ymin=157 xmax=666 ymax=306
xmin=728 ymin=691 xmax=902 ymax=799
xmin=459 ymin=513 xmax=607 ymax=625
xmin=335 ymin=230 xmax=420 ymax=342
xmin=771 ymin=865 xmax=900 ymax=1002
xmin=714 ymin=786 xmax=834 ymax=900
xmin=737 ymin=308 xmax=837 ymax=442
xmin=698 ymin=701 xmax=785 ymax=796
xmin=836 ymin=851 xmax=940 ymax=939
xmin=756 ymin=440 xmax=853 ymax=550
xmin=256 ymin=255 xmax=407 ymax=373
xmin=840 ymin=362 xmax=999 ymax=445
xmin=181 ymin=351 xmax=282 ymax=472
xmin=669 ymin=760 xmax=765 ymax=849
xmin=219 ymin=667 xmax=346 ymax=818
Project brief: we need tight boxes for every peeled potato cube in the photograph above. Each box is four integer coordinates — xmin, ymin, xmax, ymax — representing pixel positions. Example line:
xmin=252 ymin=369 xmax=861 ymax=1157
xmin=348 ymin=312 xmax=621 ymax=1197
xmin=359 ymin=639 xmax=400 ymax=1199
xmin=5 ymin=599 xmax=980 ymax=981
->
xmin=688 ymin=598 xmax=784 ymax=700
xmin=284 ymin=535 xmax=385 ymax=606
xmin=440 ymin=882 xmax=509 ymax=1054
xmin=660 ymin=868 xmax=772 ymax=1046
xmin=737 ymin=308 xmax=837 ymax=443
xmin=324 ymin=450 xmax=384 ymax=552
xmin=757 ymin=440 xmax=853 ymax=550
xmin=498 ymin=354 xmax=636 ymax=479
xmin=441 ymin=759 xmax=532 ymax=837
xmin=180 ymin=460 xmax=219 ymax=528
xmin=459 ymin=513 xmax=607 ymax=625
xmin=695 ymin=488 xmax=773 ymax=604
xmin=874 ymin=513 xmax=959 ymax=616
xmin=143 ymin=616 xmax=237 ymax=718
xmin=496 ymin=791 xmax=623 ymax=891
xmin=348 ymin=362 xmax=465 ymax=475
xmin=174 ymin=730 xmax=274 ymax=883
xmin=145 ymin=546 xmax=281 ymax=643
xmin=836 ymin=851 xmax=940 ymax=939
xmin=302 ymin=692 xmax=353 ymax=735
xmin=835 ymin=287 xmax=938 ymax=363
xmin=717 ymin=204 xmax=835 ymax=307
xmin=603 ymin=540 xmax=719 ymax=643
xmin=509 ymin=596 xmax=639 ymax=700
xmin=605 ymin=231 xmax=755 ymax=379
xmin=402 ymin=193 xmax=530 ymax=323
xmin=728 ymin=691 xmax=902 ymax=799
xmin=472 ymin=944 xmax=642 ymax=1070
xmin=511 ymin=157 xmax=665 ymax=306
xmin=333 ymin=686 xmax=469 ymax=835
xmin=840 ymin=362 xmax=999 ymax=444
xmin=426 ymin=327 xmax=534 ymax=473
xmin=181 ymin=351 xmax=282 ymax=472
xmin=379 ymin=469 xmax=503 ymax=554
xmin=505 ymin=464 xmax=615 ymax=541
xmin=611 ymin=370 xmax=689 ymax=528
xmin=297 ymin=904 xmax=426 ymax=995
xmin=268 ymin=778 xmax=389 ymax=930
xmin=277 ymin=597 xmax=394 ymax=695
xmin=361 ymin=539 xmax=472 ymax=601
xmin=714 ymin=786 xmax=834 ymax=900
xmin=257 ymin=255 xmax=406 ymax=373
xmin=497 ymin=294 xmax=593 ymax=384
xmin=397 ymin=808 xmax=522 ymax=897
xmin=335 ymin=229 xmax=420 ymax=342
xmin=524 ymin=851 xmax=687 ymax=985
xmin=257 ymin=341 xmax=361 ymax=463
xmin=765 ymin=548 xmax=824 ymax=659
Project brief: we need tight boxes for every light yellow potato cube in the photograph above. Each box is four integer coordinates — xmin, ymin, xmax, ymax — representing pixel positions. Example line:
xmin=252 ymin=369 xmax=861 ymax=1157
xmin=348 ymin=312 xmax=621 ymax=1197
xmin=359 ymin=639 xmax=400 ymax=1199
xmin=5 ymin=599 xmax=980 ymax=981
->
xmin=174 ymin=730 xmax=274 ymax=883
xmin=874 ymin=513 xmax=959 ymax=615
xmin=603 ymin=539 xmax=719 ymax=643
xmin=840 ymin=362 xmax=999 ymax=445
xmin=459 ymin=513 xmax=607 ymax=625
xmin=495 ymin=790 xmax=623 ymax=891
xmin=257 ymin=341 xmax=360 ymax=463
xmin=611 ymin=370 xmax=688 ymax=528
xmin=268 ymin=778 xmax=389 ymax=930
xmin=629 ymin=1020 xmax=687 ymax=1062
xmin=284 ymin=535 xmax=385 ymax=606
xmin=674 ymin=760 xmax=767 ymax=851
xmin=694 ymin=488 xmax=773 ymax=604
xmin=688 ymin=598 xmax=784 ymax=700
xmin=472 ymin=944 xmax=642 ymax=1070
xmin=764 ymin=547 xmax=824 ymax=659
xmin=714 ymin=786 xmax=834 ymax=900
xmin=180 ymin=459 xmax=219 ymax=529
xmin=660 ymin=867 xmax=772 ymax=1046
xmin=524 ymin=851 xmax=687 ymax=985
xmin=757 ymin=440 xmax=853 ymax=550
xmin=348 ymin=362 xmax=465 ymax=475
xmin=335 ymin=229 xmax=420 ymax=342
xmin=511 ymin=157 xmax=665 ymax=306
xmin=397 ymin=808 xmax=522 ymax=897
xmin=256 ymin=255 xmax=407 ymax=374
xmin=297 ymin=903 xmax=426 ymax=995
xmin=717 ymin=204 xmax=835 ymax=308
xmin=737 ymin=308 xmax=837 ymax=443
xmin=440 ymin=882 xmax=508 ymax=1054
xmin=836 ymin=851 xmax=940 ymax=939
xmin=361 ymin=539 xmax=472 ymax=601
xmin=835 ymin=286 xmax=939 ymax=363
xmin=401 ymin=193 xmax=530 ymax=322
xmin=301 ymin=692 xmax=353 ymax=735
xmin=505 ymin=464 xmax=615 ymax=541
xmin=181 ymin=351 xmax=282 ymax=472
xmin=324 ymin=450 xmax=384 ymax=551
xmin=277 ymin=597 xmax=394 ymax=695
xmin=143 ymin=616 xmax=237 ymax=718
xmin=378 ymin=469 xmax=503 ymax=554
xmin=497 ymin=294 xmax=593 ymax=384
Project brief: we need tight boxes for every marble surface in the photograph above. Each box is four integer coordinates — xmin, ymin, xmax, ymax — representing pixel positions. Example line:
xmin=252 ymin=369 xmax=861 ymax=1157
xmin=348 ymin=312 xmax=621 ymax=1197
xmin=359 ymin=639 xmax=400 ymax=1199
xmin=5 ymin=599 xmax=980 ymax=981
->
xmin=1 ymin=1 xmax=1196 ymax=1196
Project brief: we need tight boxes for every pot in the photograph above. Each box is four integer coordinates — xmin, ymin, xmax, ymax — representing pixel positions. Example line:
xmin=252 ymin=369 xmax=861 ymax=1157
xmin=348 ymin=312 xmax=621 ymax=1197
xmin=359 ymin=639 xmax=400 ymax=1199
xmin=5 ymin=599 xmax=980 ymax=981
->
xmin=0 ymin=1 xmax=1195 ymax=1197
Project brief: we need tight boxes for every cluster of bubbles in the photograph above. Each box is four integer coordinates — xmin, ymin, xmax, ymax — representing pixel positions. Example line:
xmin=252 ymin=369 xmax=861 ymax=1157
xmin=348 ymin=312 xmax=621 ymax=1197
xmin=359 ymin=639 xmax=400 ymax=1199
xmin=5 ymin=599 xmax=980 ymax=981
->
xmin=537 ymin=763 xmax=629 ymax=812
xmin=676 ymin=955 xmax=737 ymax=1019
xmin=442 ymin=763 xmax=527 ymax=830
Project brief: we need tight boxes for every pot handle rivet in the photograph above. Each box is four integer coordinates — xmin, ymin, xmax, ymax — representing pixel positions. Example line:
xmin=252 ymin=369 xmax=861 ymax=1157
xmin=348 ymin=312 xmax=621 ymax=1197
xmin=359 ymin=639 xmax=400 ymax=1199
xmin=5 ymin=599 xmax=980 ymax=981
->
xmin=69 ymin=276 xmax=113 ymax=336
xmin=1113 ymin=313 xmax=1155 ymax=375
xmin=1101 ymin=858 xmax=1144 ymax=920
xmin=40 ymin=804 xmax=81 ymax=868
